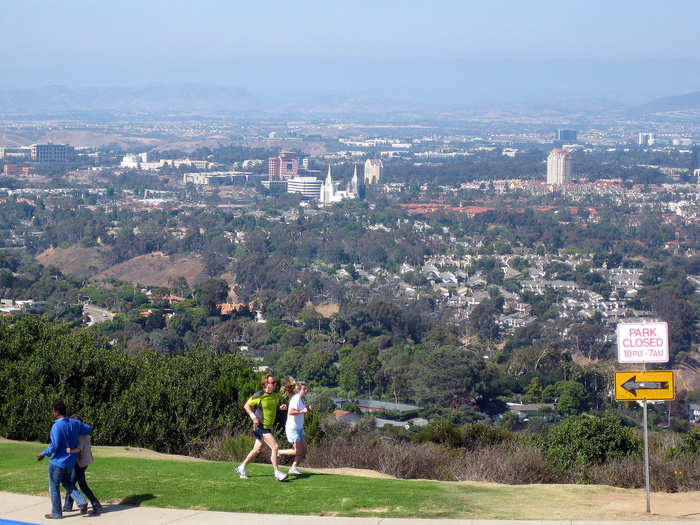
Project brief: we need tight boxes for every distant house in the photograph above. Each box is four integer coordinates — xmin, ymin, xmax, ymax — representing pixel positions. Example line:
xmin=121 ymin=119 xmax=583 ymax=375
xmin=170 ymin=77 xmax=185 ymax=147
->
xmin=331 ymin=398 xmax=421 ymax=414
xmin=689 ymin=404 xmax=700 ymax=424
xmin=506 ymin=402 xmax=556 ymax=422
xmin=333 ymin=410 xmax=361 ymax=428
xmin=375 ymin=418 xmax=410 ymax=430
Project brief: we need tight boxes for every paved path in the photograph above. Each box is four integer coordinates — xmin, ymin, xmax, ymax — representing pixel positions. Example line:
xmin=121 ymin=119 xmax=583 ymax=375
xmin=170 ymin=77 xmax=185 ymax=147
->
xmin=0 ymin=492 xmax=696 ymax=525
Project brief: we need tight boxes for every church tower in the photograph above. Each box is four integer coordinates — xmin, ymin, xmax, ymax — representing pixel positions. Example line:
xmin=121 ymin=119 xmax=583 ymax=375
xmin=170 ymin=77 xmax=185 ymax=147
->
xmin=349 ymin=163 xmax=359 ymax=196
xmin=321 ymin=163 xmax=335 ymax=205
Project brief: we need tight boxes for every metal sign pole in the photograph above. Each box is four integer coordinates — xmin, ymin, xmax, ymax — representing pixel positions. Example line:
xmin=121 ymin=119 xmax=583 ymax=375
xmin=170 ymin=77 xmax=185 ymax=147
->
xmin=643 ymin=397 xmax=650 ymax=513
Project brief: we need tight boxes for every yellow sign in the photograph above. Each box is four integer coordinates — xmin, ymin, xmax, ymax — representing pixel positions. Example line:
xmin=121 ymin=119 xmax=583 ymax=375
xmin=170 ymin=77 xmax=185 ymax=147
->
xmin=615 ymin=371 xmax=675 ymax=401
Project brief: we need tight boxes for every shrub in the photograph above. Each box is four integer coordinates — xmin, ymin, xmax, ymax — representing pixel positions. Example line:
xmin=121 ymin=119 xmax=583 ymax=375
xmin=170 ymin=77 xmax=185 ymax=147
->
xmin=305 ymin=438 xmax=453 ymax=480
xmin=413 ymin=421 xmax=513 ymax=450
xmin=459 ymin=422 xmax=514 ymax=449
xmin=666 ymin=429 xmax=700 ymax=459
xmin=413 ymin=419 xmax=460 ymax=447
xmin=591 ymin=454 xmax=700 ymax=491
xmin=219 ymin=434 xmax=255 ymax=462
xmin=449 ymin=441 xmax=562 ymax=484
xmin=543 ymin=414 xmax=641 ymax=473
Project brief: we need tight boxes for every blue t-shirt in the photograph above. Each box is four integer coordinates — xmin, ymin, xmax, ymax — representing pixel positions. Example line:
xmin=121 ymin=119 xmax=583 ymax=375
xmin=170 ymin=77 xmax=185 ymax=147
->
xmin=41 ymin=417 xmax=92 ymax=469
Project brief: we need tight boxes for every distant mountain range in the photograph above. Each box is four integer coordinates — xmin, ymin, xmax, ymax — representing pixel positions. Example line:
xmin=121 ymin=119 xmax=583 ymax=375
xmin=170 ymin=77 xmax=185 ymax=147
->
xmin=638 ymin=91 xmax=700 ymax=113
xmin=1 ymin=84 xmax=700 ymax=120
xmin=0 ymin=84 xmax=259 ymax=116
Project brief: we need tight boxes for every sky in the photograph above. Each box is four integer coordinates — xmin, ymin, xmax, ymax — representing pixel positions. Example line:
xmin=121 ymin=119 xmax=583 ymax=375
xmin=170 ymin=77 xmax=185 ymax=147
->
xmin=3 ymin=1 xmax=700 ymax=106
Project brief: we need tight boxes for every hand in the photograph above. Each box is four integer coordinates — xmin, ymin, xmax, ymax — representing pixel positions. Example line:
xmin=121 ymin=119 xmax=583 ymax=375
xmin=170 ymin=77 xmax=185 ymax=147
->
xmin=66 ymin=448 xmax=71 ymax=454
xmin=279 ymin=404 xmax=287 ymax=411
xmin=252 ymin=417 xmax=259 ymax=425
xmin=37 ymin=453 xmax=44 ymax=461
xmin=306 ymin=404 xmax=312 ymax=411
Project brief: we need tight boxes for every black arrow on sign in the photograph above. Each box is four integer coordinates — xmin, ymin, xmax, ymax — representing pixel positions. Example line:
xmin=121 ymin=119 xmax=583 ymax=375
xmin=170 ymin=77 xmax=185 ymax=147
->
xmin=621 ymin=376 xmax=668 ymax=396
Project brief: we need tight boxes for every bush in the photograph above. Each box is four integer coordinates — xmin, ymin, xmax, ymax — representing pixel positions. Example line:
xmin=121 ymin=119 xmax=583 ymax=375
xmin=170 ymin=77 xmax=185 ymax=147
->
xmin=450 ymin=441 xmax=561 ymax=484
xmin=413 ymin=421 xmax=514 ymax=449
xmin=543 ymin=414 xmax=641 ymax=473
xmin=306 ymin=438 xmax=453 ymax=480
xmin=666 ymin=429 xmax=700 ymax=459
xmin=0 ymin=316 xmax=258 ymax=454
xmin=220 ymin=434 xmax=256 ymax=462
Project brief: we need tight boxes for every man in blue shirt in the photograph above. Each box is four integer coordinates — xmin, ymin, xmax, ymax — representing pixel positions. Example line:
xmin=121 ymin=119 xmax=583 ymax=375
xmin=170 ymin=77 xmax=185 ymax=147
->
xmin=37 ymin=402 xmax=93 ymax=519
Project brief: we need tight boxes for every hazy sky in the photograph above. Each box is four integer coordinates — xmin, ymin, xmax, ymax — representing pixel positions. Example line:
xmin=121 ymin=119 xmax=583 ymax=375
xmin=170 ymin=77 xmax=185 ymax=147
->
xmin=3 ymin=1 xmax=700 ymax=105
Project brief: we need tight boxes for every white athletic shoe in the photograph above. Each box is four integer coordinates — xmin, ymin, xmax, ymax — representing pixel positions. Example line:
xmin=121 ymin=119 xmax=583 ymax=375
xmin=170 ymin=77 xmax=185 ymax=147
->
xmin=235 ymin=465 xmax=248 ymax=479
xmin=274 ymin=470 xmax=288 ymax=481
xmin=288 ymin=467 xmax=301 ymax=475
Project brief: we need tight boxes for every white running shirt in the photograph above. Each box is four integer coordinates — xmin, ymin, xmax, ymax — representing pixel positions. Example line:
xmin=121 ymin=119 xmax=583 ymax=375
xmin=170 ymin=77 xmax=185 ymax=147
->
xmin=286 ymin=393 xmax=306 ymax=431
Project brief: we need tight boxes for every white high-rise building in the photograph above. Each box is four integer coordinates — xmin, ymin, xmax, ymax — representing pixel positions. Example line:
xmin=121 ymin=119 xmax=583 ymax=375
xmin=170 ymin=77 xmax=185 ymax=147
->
xmin=364 ymin=159 xmax=382 ymax=184
xmin=287 ymin=176 xmax=322 ymax=199
xmin=546 ymin=149 xmax=572 ymax=186
xmin=638 ymin=133 xmax=655 ymax=146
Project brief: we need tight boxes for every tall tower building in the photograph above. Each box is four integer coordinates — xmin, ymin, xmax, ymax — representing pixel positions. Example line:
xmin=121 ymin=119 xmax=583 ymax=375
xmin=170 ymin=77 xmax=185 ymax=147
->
xmin=638 ymin=133 xmax=655 ymax=147
xmin=557 ymin=129 xmax=577 ymax=142
xmin=267 ymin=151 xmax=299 ymax=180
xmin=691 ymin=145 xmax=700 ymax=173
xmin=30 ymin=144 xmax=73 ymax=162
xmin=547 ymin=149 xmax=572 ymax=186
xmin=267 ymin=156 xmax=280 ymax=180
xmin=364 ymin=159 xmax=382 ymax=184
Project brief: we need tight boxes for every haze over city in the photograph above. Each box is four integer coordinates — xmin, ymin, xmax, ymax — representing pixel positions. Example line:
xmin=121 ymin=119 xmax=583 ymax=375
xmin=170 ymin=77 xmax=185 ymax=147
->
xmin=3 ymin=1 xmax=700 ymax=107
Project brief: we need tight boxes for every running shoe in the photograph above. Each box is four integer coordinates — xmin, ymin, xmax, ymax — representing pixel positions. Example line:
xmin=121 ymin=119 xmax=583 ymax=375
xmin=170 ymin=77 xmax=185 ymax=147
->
xmin=274 ymin=470 xmax=288 ymax=481
xmin=288 ymin=467 xmax=302 ymax=475
xmin=234 ymin=465 xmax=248 ymax=479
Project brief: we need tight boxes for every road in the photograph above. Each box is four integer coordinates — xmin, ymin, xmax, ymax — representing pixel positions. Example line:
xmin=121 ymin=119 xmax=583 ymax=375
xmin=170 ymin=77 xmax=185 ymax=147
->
xmin=82 ymin=303 xmax=115 ymax=326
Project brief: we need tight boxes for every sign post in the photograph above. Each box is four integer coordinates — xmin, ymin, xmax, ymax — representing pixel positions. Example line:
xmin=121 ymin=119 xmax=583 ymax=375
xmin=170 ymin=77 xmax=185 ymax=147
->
xmin=615 ymin=321 xmax=671 ymax=514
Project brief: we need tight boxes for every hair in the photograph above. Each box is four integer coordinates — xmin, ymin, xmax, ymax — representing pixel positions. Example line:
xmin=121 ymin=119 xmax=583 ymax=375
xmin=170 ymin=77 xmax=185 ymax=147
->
xmin=281 ymin=377 xmax=306 ymax=398
xmin=53 ymin=402 xmax=67 ymax=416
xmin=261 ymin=373 xmax=275 ymax=385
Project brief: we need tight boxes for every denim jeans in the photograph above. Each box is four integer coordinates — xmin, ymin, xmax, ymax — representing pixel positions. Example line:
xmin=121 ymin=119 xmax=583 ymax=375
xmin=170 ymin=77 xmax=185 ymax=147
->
xmin=64 ymin=464 xmax=101 ymax=511
xmin=48 ymin=462 xmax=86 ymax=518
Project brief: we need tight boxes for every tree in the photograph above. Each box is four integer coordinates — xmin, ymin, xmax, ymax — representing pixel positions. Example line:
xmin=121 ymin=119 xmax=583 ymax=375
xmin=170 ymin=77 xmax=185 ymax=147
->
xmin=299 ymin=350 xmax=338 ymax=387
xmin=408 ymin=346 xmax=487 ymax=407
xmin=469 ymin=299 xmax=501 ymax=341
xmin=195 ymin=279 xmax=229 ymax=317
xmin=275 ymin=348 xmax=304 ymax=379
xmin=555 ymin=381 xmax=589 ymax=416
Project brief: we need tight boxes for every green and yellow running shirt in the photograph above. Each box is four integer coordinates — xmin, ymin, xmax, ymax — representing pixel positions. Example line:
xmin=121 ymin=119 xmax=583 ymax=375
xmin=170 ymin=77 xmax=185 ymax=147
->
xmin=247 ymin=391 xmax=282 ymax=429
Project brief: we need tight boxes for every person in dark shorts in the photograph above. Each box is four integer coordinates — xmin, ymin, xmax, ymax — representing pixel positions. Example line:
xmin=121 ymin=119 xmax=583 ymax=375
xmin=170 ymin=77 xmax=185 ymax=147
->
xmin=234 ymin=373 xmax=288 ymax=481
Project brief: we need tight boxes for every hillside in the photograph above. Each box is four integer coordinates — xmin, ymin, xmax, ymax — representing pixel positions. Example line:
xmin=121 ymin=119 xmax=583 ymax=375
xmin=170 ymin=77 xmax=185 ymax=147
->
xmin=641 ymin=90 xmax=700 ymax=113
xmin=35 ymin=245 xmax=111 ymax=280
xmin=93 ymin=251 xmax=208 ymax=288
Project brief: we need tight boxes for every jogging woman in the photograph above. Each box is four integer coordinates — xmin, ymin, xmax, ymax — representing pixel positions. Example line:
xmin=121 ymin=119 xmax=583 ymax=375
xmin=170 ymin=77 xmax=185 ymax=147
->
xmin=279 ymin=379 xmax=310 ymax=475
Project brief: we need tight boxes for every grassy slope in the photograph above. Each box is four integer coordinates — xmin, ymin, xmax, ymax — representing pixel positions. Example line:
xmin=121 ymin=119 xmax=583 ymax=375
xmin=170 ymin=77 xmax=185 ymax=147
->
xmin=0 ymin=441 xmax=692 ymax=520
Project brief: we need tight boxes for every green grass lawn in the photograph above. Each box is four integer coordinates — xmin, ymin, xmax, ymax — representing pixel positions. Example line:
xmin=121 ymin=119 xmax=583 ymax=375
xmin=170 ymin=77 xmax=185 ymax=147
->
xmin=0 ymin=441 xmax=659 ymax=519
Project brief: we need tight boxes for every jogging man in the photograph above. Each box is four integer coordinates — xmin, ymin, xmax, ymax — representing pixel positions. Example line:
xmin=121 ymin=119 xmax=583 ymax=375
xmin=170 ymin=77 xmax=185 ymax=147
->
xmin=234 ymin=373 xmax=288 ymax=481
